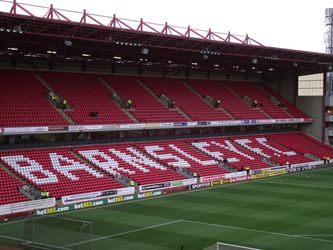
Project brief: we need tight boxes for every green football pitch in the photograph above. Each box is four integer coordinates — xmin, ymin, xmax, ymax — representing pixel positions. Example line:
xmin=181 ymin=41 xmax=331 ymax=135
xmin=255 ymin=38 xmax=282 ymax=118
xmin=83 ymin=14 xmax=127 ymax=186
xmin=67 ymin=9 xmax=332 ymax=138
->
xmin=1 ymin=167 xmax=333 ymax=250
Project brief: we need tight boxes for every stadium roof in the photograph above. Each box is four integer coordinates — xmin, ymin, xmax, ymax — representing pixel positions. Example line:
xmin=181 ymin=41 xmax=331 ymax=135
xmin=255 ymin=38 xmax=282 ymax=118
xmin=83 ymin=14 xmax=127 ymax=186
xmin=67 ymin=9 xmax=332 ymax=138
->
xmin=1 ymin=0 xmax=333 ymax=79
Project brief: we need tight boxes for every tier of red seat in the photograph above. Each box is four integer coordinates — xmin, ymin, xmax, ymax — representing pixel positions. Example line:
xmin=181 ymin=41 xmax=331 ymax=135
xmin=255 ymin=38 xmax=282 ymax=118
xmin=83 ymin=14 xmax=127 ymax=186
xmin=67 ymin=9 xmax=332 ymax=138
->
xmin=39 ymin=72 xmax=133 ymax=125
xmin=142 ymin=77 xmax=232 ymax=121
xmin=103 ymin=76 xmax=186 ymax=123
xmin=259 ymin=84 xmax=309 ymax=118
xmin=187 ymin=79 xmax=268 ymax=120
xmin=225 ymin=82 xmax=292 ymax=119
xmin=0 ymin=70 xmax=310 ymax=127
xmin=230 ymin=134 xmax=312 ymax=165
xmin=0 ymin=167 xmax=28 ymax=205
xmin=0 ymin=70 xmax=68 ymax=127
xmin=268 ymin=133 xmax=333 ymax=159
xmin=0 ymin=132 xmax=331 ymax=205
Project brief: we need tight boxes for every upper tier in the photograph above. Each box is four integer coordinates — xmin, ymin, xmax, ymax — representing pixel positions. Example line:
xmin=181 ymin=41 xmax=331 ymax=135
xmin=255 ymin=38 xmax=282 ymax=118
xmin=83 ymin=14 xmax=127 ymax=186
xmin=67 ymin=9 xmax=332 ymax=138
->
xmin=0 ymin=70 xmax=309 ymax=128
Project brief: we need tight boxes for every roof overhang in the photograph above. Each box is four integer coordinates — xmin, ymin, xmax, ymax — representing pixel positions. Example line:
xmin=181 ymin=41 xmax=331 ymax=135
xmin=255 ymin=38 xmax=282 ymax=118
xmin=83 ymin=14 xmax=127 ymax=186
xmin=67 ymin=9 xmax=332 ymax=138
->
xmin=0 ymin=0 xmax=333 ymax=79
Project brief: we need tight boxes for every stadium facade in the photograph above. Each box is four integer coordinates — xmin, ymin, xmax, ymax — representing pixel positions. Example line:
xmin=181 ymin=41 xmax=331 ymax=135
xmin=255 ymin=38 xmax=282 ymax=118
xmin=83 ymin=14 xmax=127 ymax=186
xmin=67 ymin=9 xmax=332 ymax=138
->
xmin=1 ymin=2 xmax=333 ymax=246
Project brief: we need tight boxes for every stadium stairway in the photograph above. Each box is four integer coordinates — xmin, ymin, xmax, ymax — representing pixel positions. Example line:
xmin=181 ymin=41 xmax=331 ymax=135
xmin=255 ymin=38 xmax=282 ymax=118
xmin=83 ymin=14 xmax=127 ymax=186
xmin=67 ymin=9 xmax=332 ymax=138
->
xmin=0 ymin=161 xmax=30 ymax=205
xmin=267 ymin=132 xmax=333 ymax=160
xmin=35 ymin=74 xmax=76 ymax=125
xmin=131 ymin=144 xmax=193 ymax=178
xmin=98 ymin=77 xmax=139 ymax=123
xmin=231 ymin=135 xmax=313 ymax=166
xmin=184 ymin=140 xmax=235 ymax=173
xmin=222 ymin=82 xmax=271 ymax=119
xmin=182 ymin=81 xmax=234 ymax=120
xmin=137 ymin=80 xmax=192 ymax=122
xmin=190 ymin=137 xmax=272 ymax=171
xmin=38 ymin=72 xmax=134 ymax=125
xmin=103 ymin=76 xmax=187 ymax=123
xmin=0 ymin=70 xmax=69 ymax=127
xmin=137 ymin=140 xmax=229 ymax=177
xmin=256 ymin=84 xmax=295 ymax=118
xmin=258 ymin=84 xmax=309 ymax=119
xmin=187 ymin=79 xmax=268 ymax=120
xmin=73 ymin=144 xmax=186 ymax=185
xmin=0 ymin=148 xmax=125 ymax=199
xmin=227 ymin=82 xmax=292 ymax=119
xmin=142 ymin=77 xmax=232 ymax=121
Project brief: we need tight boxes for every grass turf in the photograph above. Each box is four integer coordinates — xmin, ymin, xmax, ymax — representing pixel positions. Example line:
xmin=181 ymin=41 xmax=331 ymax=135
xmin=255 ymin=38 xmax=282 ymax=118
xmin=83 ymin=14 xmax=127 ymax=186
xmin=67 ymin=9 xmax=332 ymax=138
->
xmin=1 ymin=167 xmax=333 ymax=250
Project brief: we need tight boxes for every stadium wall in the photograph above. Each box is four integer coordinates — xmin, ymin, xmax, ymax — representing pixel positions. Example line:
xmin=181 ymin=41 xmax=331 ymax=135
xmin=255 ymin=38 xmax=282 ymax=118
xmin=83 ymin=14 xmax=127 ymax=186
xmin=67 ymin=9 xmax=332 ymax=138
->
xmin=265 ymin=77 xmax=296 ymax=104
xmin=296 ymin=96 xmax=323 ymax=140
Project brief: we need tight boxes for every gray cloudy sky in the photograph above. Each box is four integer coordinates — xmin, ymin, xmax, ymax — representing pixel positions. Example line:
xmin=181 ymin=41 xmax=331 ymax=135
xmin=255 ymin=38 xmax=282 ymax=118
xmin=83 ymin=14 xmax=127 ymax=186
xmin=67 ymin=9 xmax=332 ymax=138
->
xmin=1 ymin=0 xmax=332 ymax=52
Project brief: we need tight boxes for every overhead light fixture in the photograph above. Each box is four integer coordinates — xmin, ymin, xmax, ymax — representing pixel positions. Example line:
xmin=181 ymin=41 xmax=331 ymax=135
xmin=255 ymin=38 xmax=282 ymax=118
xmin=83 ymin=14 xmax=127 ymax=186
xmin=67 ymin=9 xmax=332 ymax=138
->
xmin=293 ymin=62 xmax=298 ymax=67
xmin=251 ymin=67 xmax=256 ymax=70
xmin=268 ymin=68 xmax=274 ymax=71
xmin=191 ymin=62 xmax=198 ymax=66
xmin=168 ymin=60 xmax=172 ymax=64
xmin=328 ymin=65 xmax=333 ymax=71
xmin=82 ymin=53 xmax=91 ymax=57
xmin=64 ymin=40 xmax=72 ymax=47
xmin=202 ymin=54 xmax=208 ymax=60
xmin=7 ymin=47 xmax=18 ymax=51
xmin=113 ymin=56 xmax=122 ymax=60
xmin=252 ymin=58 xmax=258 ymax=64
xmin=214 ymin=64 xmax=219 ymax=67
xmin=47 ymin=50 xmax=57 ymax=54
xmin=265 ymin=55 xmax=279 ymax=61
xmin=141 ymin=47 xmax=149 ymax=55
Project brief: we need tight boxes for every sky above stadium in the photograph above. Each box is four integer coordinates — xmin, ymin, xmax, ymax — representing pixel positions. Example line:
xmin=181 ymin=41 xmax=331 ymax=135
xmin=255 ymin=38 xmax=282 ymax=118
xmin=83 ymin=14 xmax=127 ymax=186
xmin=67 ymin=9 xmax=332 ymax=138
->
xmin=2 ymin=0 xmax=332 ymax=53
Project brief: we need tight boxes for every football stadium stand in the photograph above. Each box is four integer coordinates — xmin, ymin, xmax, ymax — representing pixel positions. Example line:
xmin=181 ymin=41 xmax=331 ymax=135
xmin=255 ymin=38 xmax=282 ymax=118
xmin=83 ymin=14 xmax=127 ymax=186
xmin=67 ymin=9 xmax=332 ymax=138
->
xmin=0 ymin=132 xmax=330 ymax=203
xmin=0 ymin=70 xmax=311 ymax=128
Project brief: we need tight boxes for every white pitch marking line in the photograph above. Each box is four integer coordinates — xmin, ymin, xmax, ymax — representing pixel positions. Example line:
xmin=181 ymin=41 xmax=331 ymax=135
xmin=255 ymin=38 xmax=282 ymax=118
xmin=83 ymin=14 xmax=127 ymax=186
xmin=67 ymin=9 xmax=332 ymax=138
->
xmin=182 ymin=219 xmax=333 ymax=244
xmin=0 ymin=234 xmax=71 ymax=250
xmin=297 ymin=234 xmax=333 ymax=237
xmin=258 ymin=180 xmax=333 ymax=190
xmin=216 ymin=241 xmax=261 ymax=250
xmin=63 ymin=219 xmax=182 ymax=248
